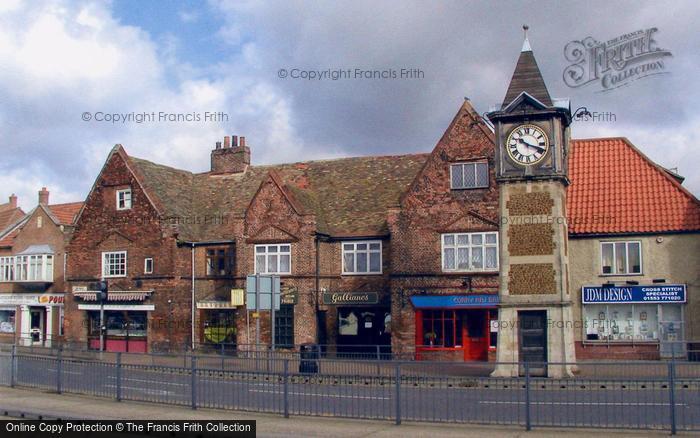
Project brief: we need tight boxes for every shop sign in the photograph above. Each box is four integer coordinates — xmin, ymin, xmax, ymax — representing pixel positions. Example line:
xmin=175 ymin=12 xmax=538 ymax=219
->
xmin=582 ymin=284 xmax=686 ymax=304
xmin=230 ymin=289 xmax=244 ymax=306
xmin=197 ymin=301 xmax=237 ymax=310
xmin=322 ymin=292 xmax=379 ymax=305
xmin=281 ymin=286 xmax=298 ymax=305
xmin=410 ymin=294 xmax=499 ymax=308
xmin=0 ymin=293 xmax=64 ymax=306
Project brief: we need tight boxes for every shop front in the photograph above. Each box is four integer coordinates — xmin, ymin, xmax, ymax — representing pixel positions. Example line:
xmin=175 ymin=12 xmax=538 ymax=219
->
xmin=197 ymin=300 xmax=238 ymax=349
xmin=411 ymin=294 xmax=499 ymax=361
xmin=323 ymin=292 xmax=391 ymax=355
xmin=581 ymin=284 xmax=686 ymax=358
xmin=0 ymin=293 xmax=64 ymax=346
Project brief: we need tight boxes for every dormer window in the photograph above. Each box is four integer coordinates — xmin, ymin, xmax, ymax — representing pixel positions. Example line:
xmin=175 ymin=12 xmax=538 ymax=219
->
xmin=450 ymin=162 xmax=489 ymax=189
xmin=116 ymin=188 xmax=132 ymax=210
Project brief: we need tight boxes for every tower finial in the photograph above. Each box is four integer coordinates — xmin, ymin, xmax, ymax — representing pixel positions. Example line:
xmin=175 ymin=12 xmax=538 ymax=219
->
xmin=521 ymin=24 xmax=532 ymax=52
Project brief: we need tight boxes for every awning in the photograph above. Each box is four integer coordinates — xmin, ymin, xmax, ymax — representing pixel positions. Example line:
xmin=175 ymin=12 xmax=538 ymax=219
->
xmin=16 ymin=244 xmax=54 ymax=255
xmin=410 ymin=294 xmax=499 ymax=309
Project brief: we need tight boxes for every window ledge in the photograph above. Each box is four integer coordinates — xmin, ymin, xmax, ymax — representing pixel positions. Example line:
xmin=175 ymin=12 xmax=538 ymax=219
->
xmin=598 ymin=273 xmax=644 ymax=278
xmin=341 ymin=272 xmax=383 ymax=276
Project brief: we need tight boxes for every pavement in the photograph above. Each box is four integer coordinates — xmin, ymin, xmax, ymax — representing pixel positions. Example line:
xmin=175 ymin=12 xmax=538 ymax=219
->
xmin=0 ymin=386 xmax=682 ymax=437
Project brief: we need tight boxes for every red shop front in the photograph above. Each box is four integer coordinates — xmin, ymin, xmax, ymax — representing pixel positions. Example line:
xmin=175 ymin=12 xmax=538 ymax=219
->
xmin=411 ymin=294 xmax=499 ymax=361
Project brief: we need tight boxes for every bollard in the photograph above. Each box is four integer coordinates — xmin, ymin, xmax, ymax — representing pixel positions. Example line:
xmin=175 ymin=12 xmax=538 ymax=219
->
xmin=116 ymin=352 xmax=122 ymax=402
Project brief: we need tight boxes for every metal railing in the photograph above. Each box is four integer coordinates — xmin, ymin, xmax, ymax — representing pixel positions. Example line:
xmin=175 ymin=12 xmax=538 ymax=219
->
xmin=0 ymin=344 xmax=698 ymax=433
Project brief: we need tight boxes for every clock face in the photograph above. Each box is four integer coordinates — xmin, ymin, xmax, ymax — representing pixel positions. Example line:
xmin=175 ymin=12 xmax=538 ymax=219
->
xmin=506 ymin=124 xmax=549 ymax=165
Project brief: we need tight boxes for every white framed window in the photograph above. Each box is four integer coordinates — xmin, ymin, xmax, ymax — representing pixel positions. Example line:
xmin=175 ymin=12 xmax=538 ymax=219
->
xmin=450 ymin=162 xmax=489 ymax=189
xmin=255 ymin=244 xmax=291 ymax=275
xmin=601 ymin=241 xmax=641 ymax=275
xmin=144 ymin=257 xmax=154 ymax=274
xmin=442 ymin=232 xmax=498 ymax=272
xmin=0 ymin=257 xmax=14 ymax=282
xmin=342 ymin=241 xmax=382 ymax=274
xmin=102 ymin=251 xmax=127 ymax=277
xmin=116 ymin=188 xmax=132 ymax=210
xmin=1 ymin=255 xmax=53 ymax=282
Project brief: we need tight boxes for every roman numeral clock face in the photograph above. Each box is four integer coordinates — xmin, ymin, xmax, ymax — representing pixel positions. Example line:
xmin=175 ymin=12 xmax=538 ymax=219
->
xmin=506 ymin=124 xmax=549 ymax=165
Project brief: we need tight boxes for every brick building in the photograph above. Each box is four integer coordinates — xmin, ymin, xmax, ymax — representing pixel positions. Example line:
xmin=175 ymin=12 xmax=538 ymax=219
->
xmin=61 ymin=34 xmax=700 ymax=362
xmin=0 ymin=189 xmax=82 ymax=346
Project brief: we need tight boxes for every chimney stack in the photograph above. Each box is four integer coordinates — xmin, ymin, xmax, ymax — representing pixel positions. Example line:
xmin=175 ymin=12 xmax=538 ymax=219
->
xmin=8 ymin=194 xmax=17 ymax=209
xmin=38 ymin=187 xmax=49 ymax=205
xmin=210 ymin=135 xmax=251 ymax=174
xmin=215 ymin=141 xmax=222 ymax=149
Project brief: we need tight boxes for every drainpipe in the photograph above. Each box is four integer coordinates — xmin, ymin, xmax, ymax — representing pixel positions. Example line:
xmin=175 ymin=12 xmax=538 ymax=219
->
xmin=315 ymin=235 xmax=320 ymax=342
xmin=191 ymin=243 xmax=195 ymax=351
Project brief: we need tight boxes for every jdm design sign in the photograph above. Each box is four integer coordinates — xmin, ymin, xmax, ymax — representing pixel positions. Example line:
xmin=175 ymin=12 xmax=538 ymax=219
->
xmin=322 ymin=292 xmax=379 ymax=306
xmin=582 ymin=284 xmax=686 ymax=304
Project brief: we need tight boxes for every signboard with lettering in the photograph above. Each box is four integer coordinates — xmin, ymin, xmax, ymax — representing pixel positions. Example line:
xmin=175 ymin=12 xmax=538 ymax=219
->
xmin=410 ymin=294 xmax=499 ymax=308
xmin=281 ymin=287 xmax=298 ymax=305
xmin=0 ymin=293 xmax=65 ymax=306
xmin=322 ymin=292 xmax=379 ymax=306
xmin=582 ymin=284 xmax=686 ymax=304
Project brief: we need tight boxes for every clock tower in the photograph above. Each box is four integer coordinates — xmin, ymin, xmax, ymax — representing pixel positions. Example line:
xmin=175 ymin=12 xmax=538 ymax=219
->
xmin=487 ymin=26 xmax=576 ymax=377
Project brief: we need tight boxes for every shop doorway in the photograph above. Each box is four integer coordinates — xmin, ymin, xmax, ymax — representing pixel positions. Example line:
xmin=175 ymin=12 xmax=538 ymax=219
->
xmin=337 ymin=307 xmax=391 ymax=356
xmin=462 ymin=310 xmax=488 ymax=361
xmin=29 ymin=307 xmax=45 ymax=345
xmin=518 ymin=310 xmax=547 ymax=376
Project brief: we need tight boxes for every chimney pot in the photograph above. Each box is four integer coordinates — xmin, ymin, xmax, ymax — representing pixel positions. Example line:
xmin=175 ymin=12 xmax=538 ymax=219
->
xmin=232 ymin=135 xmax=238 ymax=148
xmin=9 ymin=194 xmax=17 ymax=208
xmin=223 ymin=136 xmax=231 ymax=148
xmin=215 ymin=141 xmax=222 ymax=149
xmin=240 ymin=136 xmax=246 ymax=147
xmin=38 ymin=187 xmax=49 ymax=205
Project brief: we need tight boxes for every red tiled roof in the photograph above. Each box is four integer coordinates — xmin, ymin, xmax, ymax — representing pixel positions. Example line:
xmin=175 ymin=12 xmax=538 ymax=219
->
xmin=568 ymin=137 xmax=700 ymax=234
xmin=0 ymin=228 xmax=20 ymax=248
xmin=0 ymin=207 xmax=24 ymax=232
xmin=47 ymin=202 xmax=83 ymax=225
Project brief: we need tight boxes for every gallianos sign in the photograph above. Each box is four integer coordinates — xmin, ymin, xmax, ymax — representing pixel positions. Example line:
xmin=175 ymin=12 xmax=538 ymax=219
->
xmin=322 ymin=292 xmax=379 ymax=305
xmin=582 ymin=284 xmax=686 ymax=304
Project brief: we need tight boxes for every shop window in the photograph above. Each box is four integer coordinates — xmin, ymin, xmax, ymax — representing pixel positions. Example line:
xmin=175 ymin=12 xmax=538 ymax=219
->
xmin=583 ymin=303 xmax=682 ymax=342
xmin=102 ymin=251 xmax=127 ymax=277
xmin=116 ymin=188 xmax=132 ymax=210
xmin=255 ymin=244 xmax=291 ymax=275
xmin=442 ymin=232 xmax=498 ymax=272
xmin=422 ymin=310 xmax=462 ymax=348
xmin=601 ymin=241 xmax=641 ymax=275
xmin=450 ymin=162 xmax=489 ymax=189
xmin=88 ymin=311 xmax=147 ymax=338
xmin=0 ymin=310 xmax=15 ymax=333
xmin=203 ymin=311 xmax=236 ymax=344
xmin=489 ymin=309 xmax=498 ymax=348
xmin=205 ymin=247 xmax=234 ymax=277
xmin=274 ymin=304 xmax=294 ymax=347
xmin=342 ymin=241 xmax=382 ymax=274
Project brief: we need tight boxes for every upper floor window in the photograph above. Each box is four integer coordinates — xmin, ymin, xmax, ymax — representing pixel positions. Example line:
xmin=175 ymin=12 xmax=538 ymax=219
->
xmin=144 ymin=257 xmax=154 ymax=274
xmin=116 ymin=188 xmax=132 ymax=210
xmin=450 ymin=162 xmax=489 ymax=189
xmin=102 ymin=251 xmax=127 ymax=278
xmin=255 ymin=244 xmax=291 ymax=275
xmin=206 ymin=248 xmax=234 ymax=276
xmin=601 ymin=241 xmax=641 ymax=275
xmin=0 ymin=255 xmax=53 ymax=282
xmin=442 ymin=232 xmax=498 ymax=272
xmin=342 ymin=241 xmax=382 ymax=274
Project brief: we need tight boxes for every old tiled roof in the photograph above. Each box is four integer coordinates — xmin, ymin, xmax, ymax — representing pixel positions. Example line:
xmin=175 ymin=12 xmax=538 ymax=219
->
xmin=0 ymin=207 xmax=25 ymax=232
xmin=47 ymin=202 xmax=83 ymax=225
xmin=568 ymin=138 xmax=700 ymax=234
xmin=129 ymin=153 xmax=429 ymax=240
xmin=0 ymin=228 xmax=20 ymax=248
xmin=124 ymin=136 xmax=699 ymax=240
xmin=502 ymin=48 xmax=552 ymax=107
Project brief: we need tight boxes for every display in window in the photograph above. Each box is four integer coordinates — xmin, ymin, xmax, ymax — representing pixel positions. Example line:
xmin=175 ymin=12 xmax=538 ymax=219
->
xmin=339 ymin=311 xmax=358 ymax=335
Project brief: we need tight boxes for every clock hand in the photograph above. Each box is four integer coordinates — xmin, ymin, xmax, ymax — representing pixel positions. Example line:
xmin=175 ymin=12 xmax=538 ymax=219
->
xmin=519 ymin=138 xmax=546 ymax=153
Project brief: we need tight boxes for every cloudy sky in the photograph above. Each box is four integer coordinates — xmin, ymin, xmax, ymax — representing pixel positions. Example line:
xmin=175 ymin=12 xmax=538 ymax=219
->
xmin=1 ymin=0 xmax=698 ymax=210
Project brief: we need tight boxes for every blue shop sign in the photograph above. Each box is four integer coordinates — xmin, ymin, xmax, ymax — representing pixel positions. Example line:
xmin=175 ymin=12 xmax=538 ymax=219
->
xmin=410 ymin=294 xmax=499 ymax=309
xmin=582 ymin=284 xmax=686 ymax=304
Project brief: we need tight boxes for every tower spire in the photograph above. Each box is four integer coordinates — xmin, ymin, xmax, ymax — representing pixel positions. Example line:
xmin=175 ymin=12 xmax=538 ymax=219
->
xmin=522 ymin=24 xmax=531 ymax=52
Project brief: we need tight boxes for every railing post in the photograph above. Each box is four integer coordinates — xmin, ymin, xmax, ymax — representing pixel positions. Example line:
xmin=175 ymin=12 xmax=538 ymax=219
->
xmin=525 ymin=362 xmax=531 ymax=432
xmin=56 ymin=346 xmax=62 ymax=394
xmin=10 ymin=344 xmax=16 ymax=388
xmin=116 ymin=352 xmax=122 ymax=402
xmin=191 ymin=355 xmax=197 ymax=410
xmin=668 ymin=361 xmax=677 ymax=435
xmin=376 ymin=345 xmax=381 ymax=376
xmin=395 ymin=362 xmax=401 ymax=425
xmin=283 ymin=359 xmax=289 ymax=418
